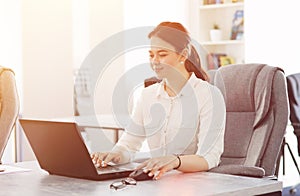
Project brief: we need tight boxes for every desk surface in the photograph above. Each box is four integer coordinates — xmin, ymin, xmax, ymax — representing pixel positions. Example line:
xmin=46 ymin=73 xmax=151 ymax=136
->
xmin=1 ymin=161 xmax=282 ymax=196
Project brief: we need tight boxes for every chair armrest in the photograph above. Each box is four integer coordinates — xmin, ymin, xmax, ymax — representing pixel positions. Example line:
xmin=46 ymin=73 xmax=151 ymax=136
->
xmin=208 ymin=164 xmax=265 ymax=178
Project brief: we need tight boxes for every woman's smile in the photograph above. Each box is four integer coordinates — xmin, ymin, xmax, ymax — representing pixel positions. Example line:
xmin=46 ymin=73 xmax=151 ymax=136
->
xmin=153 ymin=65 xmax=163 ymax=73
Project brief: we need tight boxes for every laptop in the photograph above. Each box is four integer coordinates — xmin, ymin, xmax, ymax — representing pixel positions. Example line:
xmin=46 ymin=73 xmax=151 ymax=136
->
xmin=19 ymin=119 xmax=137 ymax=181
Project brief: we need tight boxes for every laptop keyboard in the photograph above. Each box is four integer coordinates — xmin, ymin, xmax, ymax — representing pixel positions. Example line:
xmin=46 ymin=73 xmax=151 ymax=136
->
xmin=95 ymin=163 xmax=138 ymax=174
xmin=96 ymin=165 xmax=123 ymax=174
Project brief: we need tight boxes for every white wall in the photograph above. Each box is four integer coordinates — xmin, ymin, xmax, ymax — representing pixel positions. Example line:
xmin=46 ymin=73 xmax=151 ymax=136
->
xmin=21 ymin=0 xmax=125 ymax=119
xmin=245 ymin=0 xmax=300 ymax=75
xmin=89 ymin=0 xmax=125 ymax=115
xmin=22 ymin=0 xmax=74 ymax=119
xmin=124 ymin=0 xmax=189 ymax=29
xmin=19 ymin=0 xmax=125 ymax=160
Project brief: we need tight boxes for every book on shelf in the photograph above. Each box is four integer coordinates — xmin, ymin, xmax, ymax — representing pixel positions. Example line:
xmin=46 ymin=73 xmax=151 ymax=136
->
xmin=207 ymin=53 xmax=227 ymax=70
xmin=207 ymin=53 xmax=235 ymax=69
xmin=230 ymin=10 xmax=244 ymax=40
xmin=203 ymin=0 xmax=214 ymax=5
xmin=202 ymin=0 xmax=243 ymax=5
xmin=219 ymin=56 xmax=235 ymax=66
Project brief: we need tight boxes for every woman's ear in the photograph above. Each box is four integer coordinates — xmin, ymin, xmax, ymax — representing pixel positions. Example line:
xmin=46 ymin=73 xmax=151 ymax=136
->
xmin=180 ymin=48 xmax=189 ymax=62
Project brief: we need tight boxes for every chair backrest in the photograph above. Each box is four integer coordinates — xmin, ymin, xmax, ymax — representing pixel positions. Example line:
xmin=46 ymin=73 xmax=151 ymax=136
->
xmin=208 ymin=64 xmax=289 ymax=176
xmin=0 ymin=66 xmax=19 ymax=162
xmin=286 ymin=73 xmax=300 ymax=156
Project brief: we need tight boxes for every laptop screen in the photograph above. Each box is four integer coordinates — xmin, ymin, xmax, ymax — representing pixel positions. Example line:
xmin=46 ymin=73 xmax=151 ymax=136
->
xmin=20 ymin=118 xmax=138 ymax=180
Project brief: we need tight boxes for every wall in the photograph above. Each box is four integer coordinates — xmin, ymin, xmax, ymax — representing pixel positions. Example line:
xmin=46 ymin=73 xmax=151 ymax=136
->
xmin=18 ymin=0 xmax=125 ymax=161
xmin=89 ymin=0 xmax=125 ymax=115
xmin=21 ymin=0 xmax=125 ymax=119
xmin=245 ymin=0 xmax=300 ymax=75
xmin=22 ymin=0 xmax=74 ymax=119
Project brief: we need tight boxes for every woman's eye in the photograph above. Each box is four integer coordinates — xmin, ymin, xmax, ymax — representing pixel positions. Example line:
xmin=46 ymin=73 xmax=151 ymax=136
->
xmin=159 ymin=53 xmax=167 ymax=57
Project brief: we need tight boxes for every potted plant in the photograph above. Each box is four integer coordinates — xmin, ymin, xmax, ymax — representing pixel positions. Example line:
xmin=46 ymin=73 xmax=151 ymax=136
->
xmin=210 ymin=24 xmax=222 ymax=42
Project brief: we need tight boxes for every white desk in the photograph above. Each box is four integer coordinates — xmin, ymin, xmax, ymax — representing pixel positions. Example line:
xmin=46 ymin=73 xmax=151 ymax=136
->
xmin=1 ymin=161 xmax=282 ymax=196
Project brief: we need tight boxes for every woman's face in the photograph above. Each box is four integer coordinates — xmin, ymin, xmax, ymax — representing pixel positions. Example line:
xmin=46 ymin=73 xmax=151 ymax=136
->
xmin=149 ymin=36 xmax=185 ymax=79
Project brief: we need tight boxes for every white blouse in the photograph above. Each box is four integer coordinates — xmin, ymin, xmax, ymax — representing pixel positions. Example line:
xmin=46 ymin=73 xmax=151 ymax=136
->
xmin=112 ymin=73 xmax=226 ymax=169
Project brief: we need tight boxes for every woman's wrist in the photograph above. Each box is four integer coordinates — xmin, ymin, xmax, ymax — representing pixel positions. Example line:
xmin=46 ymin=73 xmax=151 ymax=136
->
xmin=173 ymin=155 xmax=181 ymax=170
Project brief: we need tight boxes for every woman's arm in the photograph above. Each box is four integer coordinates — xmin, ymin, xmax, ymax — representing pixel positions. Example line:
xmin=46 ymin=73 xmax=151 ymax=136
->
xmin=195 ymin=85 xmax=226 ymax=169
xmin=176 ymin=154 xmax=208 ymax=172
xmin=136 ymin=154 xmax=208 ymax=180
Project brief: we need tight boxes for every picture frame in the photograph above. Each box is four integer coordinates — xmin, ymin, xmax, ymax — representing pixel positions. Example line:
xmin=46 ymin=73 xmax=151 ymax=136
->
xmin=230 ymin=10 xmax=244 ymax=40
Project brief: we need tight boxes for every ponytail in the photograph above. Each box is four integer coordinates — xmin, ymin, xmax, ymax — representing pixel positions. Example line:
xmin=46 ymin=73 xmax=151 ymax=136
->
xmin=185 ymin=45 xmax=209 ymax=81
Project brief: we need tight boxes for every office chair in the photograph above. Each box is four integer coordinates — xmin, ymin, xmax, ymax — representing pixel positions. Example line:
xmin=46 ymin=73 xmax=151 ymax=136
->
xmin=207 ymin=64 xmax=289 ymax=179
xmin=0 ymin=66 xmax=19 ymax=164
xmin=286 ymin=73 xmax=300 ymax=194
xmin=144 ymin=63 xmax=289 ymax=181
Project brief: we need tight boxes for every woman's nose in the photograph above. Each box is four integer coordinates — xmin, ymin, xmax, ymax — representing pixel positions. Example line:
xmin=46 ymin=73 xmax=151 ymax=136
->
xmin=151 ymin=56 xmax=160 ymax=65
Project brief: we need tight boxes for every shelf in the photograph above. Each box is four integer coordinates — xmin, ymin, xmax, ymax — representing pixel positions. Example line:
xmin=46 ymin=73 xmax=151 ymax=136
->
xmin=195 ymin=1 xmax=245 ymax=69
xmin=200 ymin=40 xmax=244 ymax=46
xmin=199 ymin=2 xmax=244 ymax=10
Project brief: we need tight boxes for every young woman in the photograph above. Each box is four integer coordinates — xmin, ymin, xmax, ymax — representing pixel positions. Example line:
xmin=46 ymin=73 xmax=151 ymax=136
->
xmin=91 ymin=22 xmax=226 ymax=180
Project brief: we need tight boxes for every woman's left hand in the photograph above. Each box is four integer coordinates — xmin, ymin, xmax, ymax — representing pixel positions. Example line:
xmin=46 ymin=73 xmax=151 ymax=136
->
xmin=136 ymin=155 xmax=179 ymax=180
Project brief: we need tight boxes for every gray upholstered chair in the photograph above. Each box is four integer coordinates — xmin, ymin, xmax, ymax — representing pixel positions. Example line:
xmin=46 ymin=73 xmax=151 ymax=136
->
xmin=208 ymin=64 xmax=289 ymax=178
xmin=286 ymin=73 xmax=300 ymax=193
xmin=0 ymin=66 xmax=19 ymax=163
xmin=287 ymin=73 xmax=300 ymax=157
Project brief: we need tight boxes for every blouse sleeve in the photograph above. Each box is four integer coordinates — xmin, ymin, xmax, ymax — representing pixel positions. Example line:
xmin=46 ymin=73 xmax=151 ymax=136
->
xmin=196 ymin=85 xmax=226 ymax=169
xmin=111 ymin=89 xmax=146 ymax=163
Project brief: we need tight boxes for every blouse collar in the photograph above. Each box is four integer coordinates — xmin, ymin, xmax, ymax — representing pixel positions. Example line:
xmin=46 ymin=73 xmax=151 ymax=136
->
xmin=156 ymin=73 xmax=199 ymax=99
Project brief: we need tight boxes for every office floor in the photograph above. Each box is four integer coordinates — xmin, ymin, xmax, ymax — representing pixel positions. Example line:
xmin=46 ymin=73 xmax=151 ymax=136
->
xmin=278 ymin=125 xmax=300 ymax=188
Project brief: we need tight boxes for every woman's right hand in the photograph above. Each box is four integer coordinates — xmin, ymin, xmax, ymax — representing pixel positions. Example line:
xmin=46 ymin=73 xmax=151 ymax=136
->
xmin=91 ymin=152 xmax=122 ymax=168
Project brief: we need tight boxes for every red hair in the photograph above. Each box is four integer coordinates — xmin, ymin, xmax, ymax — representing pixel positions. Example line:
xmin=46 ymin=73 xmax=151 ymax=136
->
xmin=148 ymin=22 xmax=208 ymax=81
